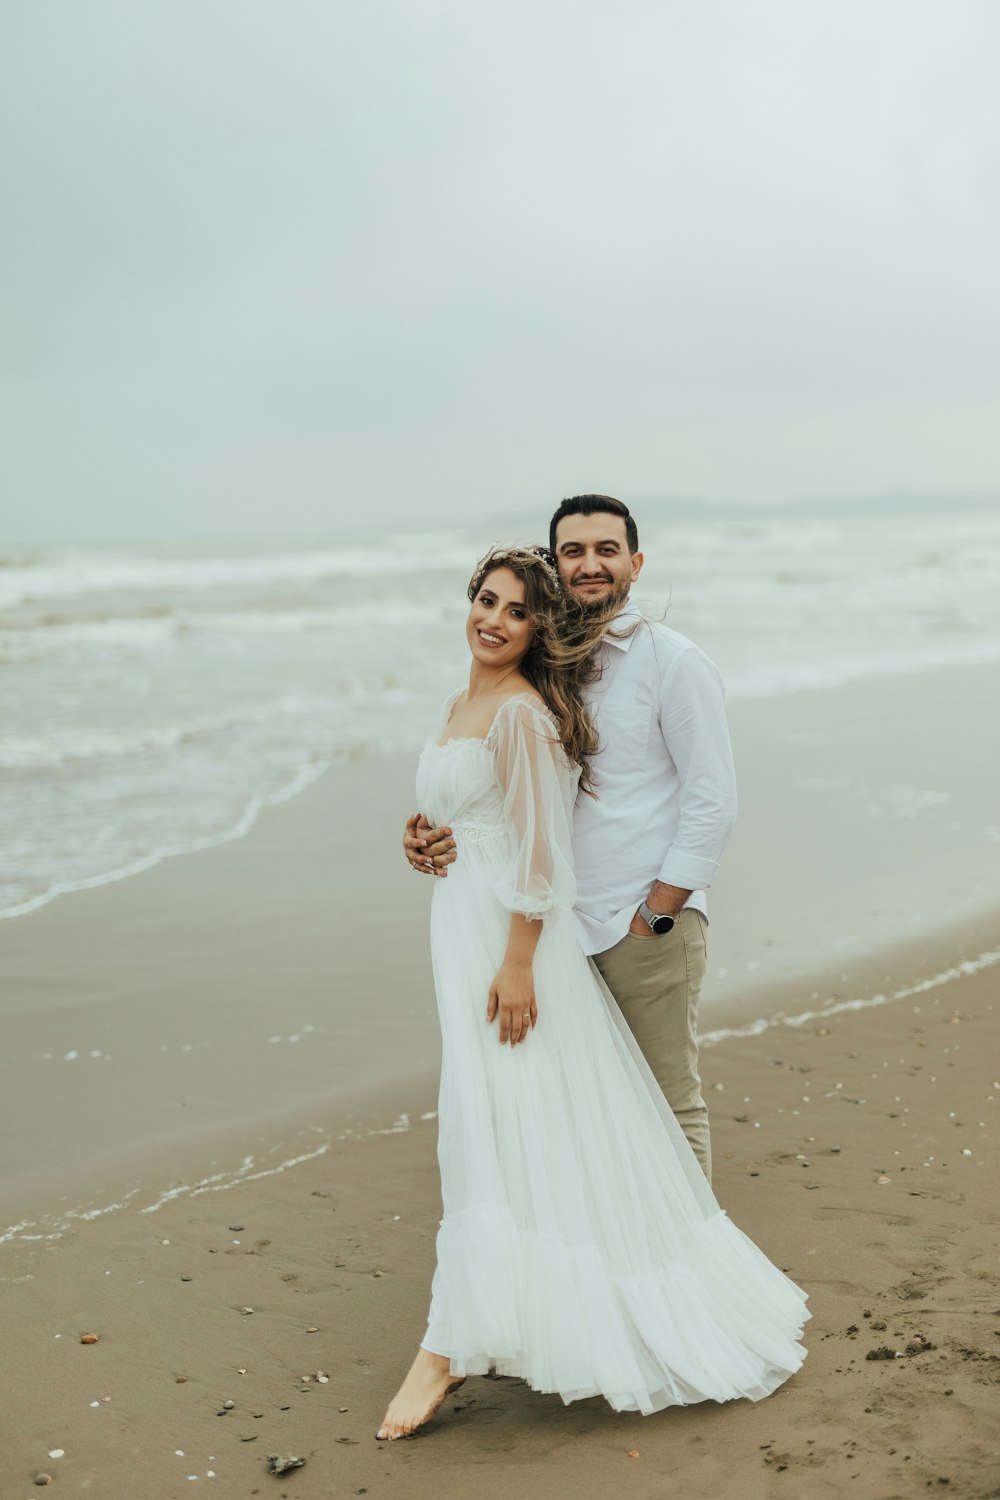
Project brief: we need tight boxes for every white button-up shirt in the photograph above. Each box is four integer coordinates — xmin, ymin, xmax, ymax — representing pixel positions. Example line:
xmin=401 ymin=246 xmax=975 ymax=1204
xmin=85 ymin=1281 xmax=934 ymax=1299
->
xmin=572 ymin=600 xmax=738 ymax=956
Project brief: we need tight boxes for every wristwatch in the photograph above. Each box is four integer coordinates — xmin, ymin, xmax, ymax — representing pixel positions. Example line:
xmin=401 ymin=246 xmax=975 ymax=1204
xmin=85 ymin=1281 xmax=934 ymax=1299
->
xmin=638 ymin=900 xmax=675 ymax=935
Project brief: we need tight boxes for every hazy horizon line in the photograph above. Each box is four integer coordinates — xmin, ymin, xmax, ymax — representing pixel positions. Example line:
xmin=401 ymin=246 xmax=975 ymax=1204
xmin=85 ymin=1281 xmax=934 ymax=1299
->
xmin=3 ymin=486 xmax=998 ymax=553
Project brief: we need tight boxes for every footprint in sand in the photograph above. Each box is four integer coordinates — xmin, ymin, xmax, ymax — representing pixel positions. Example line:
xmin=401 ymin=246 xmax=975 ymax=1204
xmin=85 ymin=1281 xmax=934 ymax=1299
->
xmin=812 ymin=1204 xmax=917 ymax=1229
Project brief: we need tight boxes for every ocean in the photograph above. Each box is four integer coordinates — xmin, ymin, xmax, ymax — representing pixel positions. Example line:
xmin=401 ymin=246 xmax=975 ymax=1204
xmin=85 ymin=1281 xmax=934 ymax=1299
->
xmin=3 ymin=510 xmax=999 ymax=921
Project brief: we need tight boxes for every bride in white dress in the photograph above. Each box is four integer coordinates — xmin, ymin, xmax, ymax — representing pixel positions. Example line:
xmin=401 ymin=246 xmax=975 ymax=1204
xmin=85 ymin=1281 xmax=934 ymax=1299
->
xmin=376 ymin=547 xmax=808 ymax=1441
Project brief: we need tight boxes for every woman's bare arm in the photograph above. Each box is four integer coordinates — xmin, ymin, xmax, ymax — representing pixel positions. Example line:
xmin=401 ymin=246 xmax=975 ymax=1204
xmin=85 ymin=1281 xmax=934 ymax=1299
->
xmin=487 ymin=914 xmax=543 ymax=1045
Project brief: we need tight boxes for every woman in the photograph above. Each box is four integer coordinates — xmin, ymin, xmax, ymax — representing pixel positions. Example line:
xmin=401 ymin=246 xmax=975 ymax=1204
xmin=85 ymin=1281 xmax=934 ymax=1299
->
xmin=376 ymin=546 xmax=808 ymax=1441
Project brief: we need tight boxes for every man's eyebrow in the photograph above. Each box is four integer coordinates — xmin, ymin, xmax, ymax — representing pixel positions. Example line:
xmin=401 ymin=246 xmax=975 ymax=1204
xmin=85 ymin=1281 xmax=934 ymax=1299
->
xmin=556 ymin=537 xmax=622 ymax=552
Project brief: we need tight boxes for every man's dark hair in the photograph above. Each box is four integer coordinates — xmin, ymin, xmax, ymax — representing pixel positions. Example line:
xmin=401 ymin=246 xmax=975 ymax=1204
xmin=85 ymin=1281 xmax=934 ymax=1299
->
xmin=549 ymin=494 xmax=639 ymax=555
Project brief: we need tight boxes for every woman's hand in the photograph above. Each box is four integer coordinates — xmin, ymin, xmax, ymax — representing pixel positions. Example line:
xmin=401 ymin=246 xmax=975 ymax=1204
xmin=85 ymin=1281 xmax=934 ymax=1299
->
xmin=487 ymin=959 xmax=537 ymax=1046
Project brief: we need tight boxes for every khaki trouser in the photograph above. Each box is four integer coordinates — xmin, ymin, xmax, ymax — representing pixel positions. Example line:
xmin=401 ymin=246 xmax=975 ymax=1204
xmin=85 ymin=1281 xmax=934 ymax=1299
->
xmin=591 ymin=909 xmax=711 ymax=1181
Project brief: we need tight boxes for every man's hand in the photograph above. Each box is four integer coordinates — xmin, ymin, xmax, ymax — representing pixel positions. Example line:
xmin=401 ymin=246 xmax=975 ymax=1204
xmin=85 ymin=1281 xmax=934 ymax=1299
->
xmin=628 ymin=879 xmax=692 ymax=935
xmin=403 ymin=813 xmax=456 ymax=877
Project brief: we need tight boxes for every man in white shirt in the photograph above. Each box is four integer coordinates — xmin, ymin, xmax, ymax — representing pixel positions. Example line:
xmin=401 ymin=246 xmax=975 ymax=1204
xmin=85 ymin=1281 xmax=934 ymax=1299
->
xmin=404 ymin=496 xmax=737 ymax=1179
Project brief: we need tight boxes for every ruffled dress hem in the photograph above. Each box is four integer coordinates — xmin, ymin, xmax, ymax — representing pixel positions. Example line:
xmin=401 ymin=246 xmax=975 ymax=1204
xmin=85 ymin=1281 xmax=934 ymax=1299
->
xmin=422 ymin=1203 xmax=809 ymax=1415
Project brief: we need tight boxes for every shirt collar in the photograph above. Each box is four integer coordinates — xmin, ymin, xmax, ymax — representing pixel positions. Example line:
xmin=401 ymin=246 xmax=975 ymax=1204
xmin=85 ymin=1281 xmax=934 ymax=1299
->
xmin=602 ymin=596 xmax=642 ymax=652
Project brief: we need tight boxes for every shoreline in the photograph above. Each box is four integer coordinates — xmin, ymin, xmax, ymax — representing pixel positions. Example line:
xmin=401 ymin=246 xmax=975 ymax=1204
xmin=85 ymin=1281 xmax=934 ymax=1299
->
xmin=2 ymin=658 xmax=999 ymax=1220
xmin=0 ymin=759 xmax=329 ymax=924
xmin=4 ymin=902 xmax=999 ymax=1258
xmin=6 ymin=649 xmax=1000 ymax=929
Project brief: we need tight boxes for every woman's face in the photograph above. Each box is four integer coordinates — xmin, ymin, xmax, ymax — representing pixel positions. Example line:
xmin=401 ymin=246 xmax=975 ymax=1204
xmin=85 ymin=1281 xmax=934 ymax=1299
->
xmin=466 ymin=566 xmax=534 ymax=670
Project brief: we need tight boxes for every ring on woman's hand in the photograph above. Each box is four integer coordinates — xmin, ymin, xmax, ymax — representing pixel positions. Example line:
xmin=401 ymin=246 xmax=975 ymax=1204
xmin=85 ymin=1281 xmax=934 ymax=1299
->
xmin=521 ymin=1014 xmax=530 ymax=1021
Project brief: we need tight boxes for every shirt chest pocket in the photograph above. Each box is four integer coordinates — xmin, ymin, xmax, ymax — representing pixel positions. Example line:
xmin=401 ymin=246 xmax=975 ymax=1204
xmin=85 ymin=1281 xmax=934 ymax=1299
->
xmin=593 ymin=702 xmax=654 ymax=764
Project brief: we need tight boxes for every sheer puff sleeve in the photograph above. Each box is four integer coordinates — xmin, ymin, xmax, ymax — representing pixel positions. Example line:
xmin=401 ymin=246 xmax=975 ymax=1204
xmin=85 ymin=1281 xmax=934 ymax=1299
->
xmin=488 ymin=696 xmax=579 ymax=919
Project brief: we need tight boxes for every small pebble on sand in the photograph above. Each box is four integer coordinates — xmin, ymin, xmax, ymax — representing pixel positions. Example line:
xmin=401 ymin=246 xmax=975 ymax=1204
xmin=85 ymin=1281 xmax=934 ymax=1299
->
xmin=47 ymin=1449 xmax=65 ymax=1459
xmin=35 ymin=1474 xmax=53 ymax=1486
xmin=267 ymin=1455 xmax=306 ymax=1475
xmin=80 ymin=1333 xmax=99 ymax=1344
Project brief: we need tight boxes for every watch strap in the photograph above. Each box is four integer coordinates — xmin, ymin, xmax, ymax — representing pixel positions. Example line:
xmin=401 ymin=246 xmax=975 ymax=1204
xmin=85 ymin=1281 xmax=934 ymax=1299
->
xmin=639 ymin=900 xmax=675 ymax=932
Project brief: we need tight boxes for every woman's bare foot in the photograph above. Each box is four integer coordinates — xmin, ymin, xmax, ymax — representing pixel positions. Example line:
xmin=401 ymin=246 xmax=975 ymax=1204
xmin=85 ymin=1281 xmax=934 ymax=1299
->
xmin=375 ymin=1347 xmax=466 ymax=1441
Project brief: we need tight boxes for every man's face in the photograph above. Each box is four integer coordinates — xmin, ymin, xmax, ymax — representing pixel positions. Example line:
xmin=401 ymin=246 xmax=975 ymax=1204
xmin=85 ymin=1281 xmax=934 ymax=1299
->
xmin=552 ymin=512 xmax=643 ymax=609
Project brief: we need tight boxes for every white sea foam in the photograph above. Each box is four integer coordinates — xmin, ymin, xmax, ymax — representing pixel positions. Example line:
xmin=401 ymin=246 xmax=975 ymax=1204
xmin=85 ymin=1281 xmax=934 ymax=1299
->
xmin=699 ymin=947 xmax=1000 ymax=1047
xmin=4 ymin=513 xmax=1000 ymax=921
xmin=725 ymin=636 xmax=1000 ymax=702
xmin=0 ymin=1145 xmax=330 ymax=1253
xmin=0 ymin=541 xmax=476 ymax=610
xmin=0 ymin=689 xmax=333 ymax=771
xmin=0 ymin=758 xmax=326 ymax=920
xmin=0 ymin=601 xmax=441 ymax=663
xmin=0 ymin=613 xmax=181 ymax=661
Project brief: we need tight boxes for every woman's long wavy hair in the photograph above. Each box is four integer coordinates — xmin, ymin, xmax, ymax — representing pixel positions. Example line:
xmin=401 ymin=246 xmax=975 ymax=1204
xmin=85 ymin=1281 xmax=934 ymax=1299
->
xmin=467 ymin=545 xmax=633 ymax=795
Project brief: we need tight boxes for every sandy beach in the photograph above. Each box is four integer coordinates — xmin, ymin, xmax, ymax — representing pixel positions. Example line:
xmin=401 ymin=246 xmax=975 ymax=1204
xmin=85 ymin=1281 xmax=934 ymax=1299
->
xmin=2 ymin=662 xmax=999 ymax=1496
xmin=3 ymin=938 xmax=997 ymax=1497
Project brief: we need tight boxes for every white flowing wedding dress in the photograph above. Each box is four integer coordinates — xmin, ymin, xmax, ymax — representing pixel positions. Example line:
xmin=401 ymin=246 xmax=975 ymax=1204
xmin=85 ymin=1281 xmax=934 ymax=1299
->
xmin=416 ymin=693 xmax=808 ymax=1414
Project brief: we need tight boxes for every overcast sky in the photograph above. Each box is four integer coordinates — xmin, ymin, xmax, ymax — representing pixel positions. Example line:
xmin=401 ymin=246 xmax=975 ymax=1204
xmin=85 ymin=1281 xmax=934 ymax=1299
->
xmin=2 ymin=0 xmax=999 ymax=543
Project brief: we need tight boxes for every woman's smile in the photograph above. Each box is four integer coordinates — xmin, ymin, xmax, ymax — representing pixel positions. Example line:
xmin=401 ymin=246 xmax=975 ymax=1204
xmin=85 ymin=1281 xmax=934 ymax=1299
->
xmin=465 ymin=566 xmax=534 ymax=670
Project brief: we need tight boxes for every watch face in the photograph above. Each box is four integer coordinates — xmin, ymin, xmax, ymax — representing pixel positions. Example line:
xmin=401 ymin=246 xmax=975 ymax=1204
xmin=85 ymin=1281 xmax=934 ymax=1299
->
xmin=651 ymin=913 xmax=675 ymax=934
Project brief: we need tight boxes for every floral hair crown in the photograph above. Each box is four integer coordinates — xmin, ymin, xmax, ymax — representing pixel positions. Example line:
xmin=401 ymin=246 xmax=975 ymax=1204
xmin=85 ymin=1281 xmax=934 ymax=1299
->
xmin=472 ymin=543 xmax=561 ymax=591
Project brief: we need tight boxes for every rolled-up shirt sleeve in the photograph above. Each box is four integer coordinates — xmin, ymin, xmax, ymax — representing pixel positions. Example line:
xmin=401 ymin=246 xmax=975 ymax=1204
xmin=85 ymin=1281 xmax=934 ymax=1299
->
xmin=655 ymin=645 xmax=738 ymax=891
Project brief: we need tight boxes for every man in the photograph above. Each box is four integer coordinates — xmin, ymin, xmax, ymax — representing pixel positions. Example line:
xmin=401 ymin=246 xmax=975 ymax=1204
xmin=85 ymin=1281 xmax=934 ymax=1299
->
xmin=403 ymin=495 xmax=737 ymax=1180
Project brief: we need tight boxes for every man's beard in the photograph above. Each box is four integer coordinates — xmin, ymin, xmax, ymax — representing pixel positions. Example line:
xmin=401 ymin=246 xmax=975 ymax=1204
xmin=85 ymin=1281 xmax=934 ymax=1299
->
xmin=570 ymin=576 xmax=632 ymax=618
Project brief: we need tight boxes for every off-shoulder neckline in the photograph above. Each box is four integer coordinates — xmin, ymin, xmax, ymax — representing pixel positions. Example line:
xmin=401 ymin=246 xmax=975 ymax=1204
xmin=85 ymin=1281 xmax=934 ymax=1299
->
xmin=434 ymin=690 xmax=557 ymax=748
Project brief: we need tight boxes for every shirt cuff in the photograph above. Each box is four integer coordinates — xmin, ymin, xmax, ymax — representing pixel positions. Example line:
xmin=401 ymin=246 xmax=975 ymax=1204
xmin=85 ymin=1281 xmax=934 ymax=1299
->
xmin=657 ymin=849 xmax=719 ymax=891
